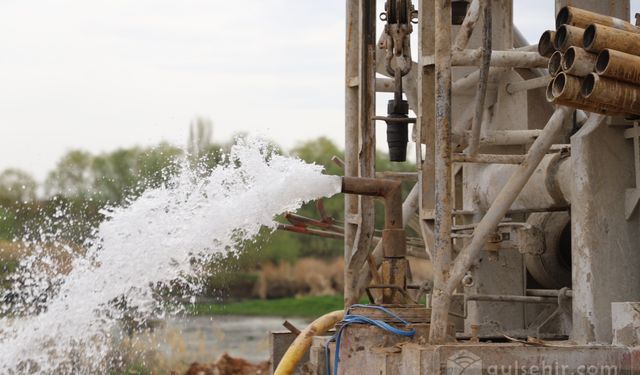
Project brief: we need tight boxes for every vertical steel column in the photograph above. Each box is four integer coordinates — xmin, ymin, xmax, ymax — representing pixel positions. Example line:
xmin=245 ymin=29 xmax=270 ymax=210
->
xmin=417 ymin=0 xmax=436 ymax=259
xmin=344 ymin=0 xmax=377 ymax=307
xmin=344 ymin=0 xmax=360 ymax=307
xmin=429 ymin=0 xmax=454 ymax=344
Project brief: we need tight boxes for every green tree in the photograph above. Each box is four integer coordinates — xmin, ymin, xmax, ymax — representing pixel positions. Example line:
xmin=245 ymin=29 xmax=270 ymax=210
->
xmin=91 ymin=148 xmax=140 ymax=203
xmin=0 ymin=169 xmax=37 ymax=203
xmin=45 ymin=150 xmax=94 ymax=199
xmin=45 ymin=144 xmax=185 ymax=205
xmin=135 ymin=143 xmax=183 ymax=191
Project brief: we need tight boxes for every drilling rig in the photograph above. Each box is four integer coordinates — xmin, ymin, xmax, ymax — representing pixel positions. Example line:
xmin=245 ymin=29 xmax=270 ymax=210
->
xmin=272 ymin=1 xmax=640 ymax=374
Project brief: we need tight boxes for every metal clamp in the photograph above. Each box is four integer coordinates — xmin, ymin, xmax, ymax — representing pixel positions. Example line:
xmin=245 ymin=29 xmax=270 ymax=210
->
xmin=366 ymin=284 xmax=418 ymax=305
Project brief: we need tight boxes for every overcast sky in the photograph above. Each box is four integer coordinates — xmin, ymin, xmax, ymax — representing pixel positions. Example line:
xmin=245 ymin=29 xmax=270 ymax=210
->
xmin=0 ymin=1 xmax=638 ymax=180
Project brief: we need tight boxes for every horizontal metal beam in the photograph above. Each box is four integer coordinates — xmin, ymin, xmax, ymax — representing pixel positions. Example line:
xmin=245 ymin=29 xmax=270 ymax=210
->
xmin=453 ymin=153 xmax=525 ymax=164
xmin=422 ymin=50 xmax=548 ymax=68
xmin=476 ymin=130 xmax=542 ymax=145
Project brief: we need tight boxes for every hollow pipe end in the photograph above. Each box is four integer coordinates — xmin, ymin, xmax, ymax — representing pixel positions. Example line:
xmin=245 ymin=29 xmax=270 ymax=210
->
xmin=554 ymin=25 xmax=573 ymax=52
xmin=562 ymin=47 xmax=576 ymax=70
xmin=594 ymin=49 xmax=610 ymax=75
xmin=583 ymin=24 xmax=597 ymax=50
xmin=552 ymin=73 xmax=567 ymax=98
xmin=556 ymin=6 xmax=570 ymax=29
xmin=581 ymin=73 xmax=597 ymax=98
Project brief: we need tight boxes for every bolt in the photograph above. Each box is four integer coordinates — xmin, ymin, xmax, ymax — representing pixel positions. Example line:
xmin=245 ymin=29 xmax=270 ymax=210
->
xmin=470 ymin=324 xmax=480 ymax=342
xmin=462 ymin=273 xmax=474 ymax=287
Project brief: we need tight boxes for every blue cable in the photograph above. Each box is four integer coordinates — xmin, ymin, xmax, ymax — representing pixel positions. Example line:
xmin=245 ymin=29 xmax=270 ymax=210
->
xmin=324 ymin=304 xmax=416 ymax=375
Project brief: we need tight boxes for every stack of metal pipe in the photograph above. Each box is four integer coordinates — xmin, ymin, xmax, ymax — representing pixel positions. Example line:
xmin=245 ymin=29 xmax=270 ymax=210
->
xmin=538 ymin=6 xmax=640 ymax=117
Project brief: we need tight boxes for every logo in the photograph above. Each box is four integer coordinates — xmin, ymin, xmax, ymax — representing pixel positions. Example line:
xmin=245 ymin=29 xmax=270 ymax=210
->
xmin=447 ymin=350 xmax=482 ymax=375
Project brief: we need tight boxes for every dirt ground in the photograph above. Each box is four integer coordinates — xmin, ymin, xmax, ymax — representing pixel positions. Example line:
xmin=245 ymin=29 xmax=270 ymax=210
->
xmin=180 ymin=353 xmax=269 ymax=375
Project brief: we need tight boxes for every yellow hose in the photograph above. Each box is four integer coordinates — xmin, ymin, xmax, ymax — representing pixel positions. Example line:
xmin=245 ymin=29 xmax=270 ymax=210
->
xmin=273 ymin=309 xmax=344 ymax=375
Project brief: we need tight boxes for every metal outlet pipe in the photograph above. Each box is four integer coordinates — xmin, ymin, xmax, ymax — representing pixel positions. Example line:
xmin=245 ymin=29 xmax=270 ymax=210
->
xmin=548 ymin=51 xmax=563 ymax=77
xmin=556 ymin=6 xmax=640 ymax=34
xmin=555 ymin=25 xmax=585 ymax=52
xmin=562 ymin=47 xmax=596 ymax=76
xmin=581 ymin=73 xmax=640 ymax=116
xmin=583 ymin=24 xmax=640 ymax=55
xmin=538 ymin=30 xmax=557 ymax=58
xmin=341 ymin=177 xmax=407 ymax=304
xmin=341 ymin=177 xmax=403 ymax=234
xmin=351 ymin=182 xmax=420 ymax=306
xmin=596 ymin=49 xmax=640 ymax=85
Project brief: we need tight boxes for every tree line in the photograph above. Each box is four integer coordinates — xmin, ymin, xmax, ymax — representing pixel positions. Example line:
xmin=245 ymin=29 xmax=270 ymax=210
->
xmin=0 ymin=121 xmax=415 ymax=296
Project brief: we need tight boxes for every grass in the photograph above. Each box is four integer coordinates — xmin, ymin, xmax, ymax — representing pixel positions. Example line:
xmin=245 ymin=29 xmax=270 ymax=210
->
xmin=109 ymin=364 xmax=151 ymax=375
xmin=186 ymin=295 xmax=347 ymax=318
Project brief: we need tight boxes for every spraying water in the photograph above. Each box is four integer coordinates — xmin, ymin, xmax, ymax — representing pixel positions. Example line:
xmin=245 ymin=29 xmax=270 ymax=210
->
xmin=0 ymin=139 xmax=342 ymax=374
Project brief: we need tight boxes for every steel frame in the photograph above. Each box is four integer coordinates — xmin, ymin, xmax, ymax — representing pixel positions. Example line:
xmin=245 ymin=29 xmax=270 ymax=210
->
xmin=345 ymin=0 xmax=579 ymax=344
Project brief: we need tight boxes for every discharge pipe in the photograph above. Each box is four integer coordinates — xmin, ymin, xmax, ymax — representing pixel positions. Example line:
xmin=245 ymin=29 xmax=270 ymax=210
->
xmin=342 ymin=177 xmax=405 ymax=253
xmin=341 ymin=177 xmax=408 ymax=304
xmin=274 ymin=178 xmax=410 ymax=373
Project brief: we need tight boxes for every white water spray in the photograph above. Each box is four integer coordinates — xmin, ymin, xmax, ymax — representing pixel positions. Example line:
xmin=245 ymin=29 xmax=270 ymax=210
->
xmin=0 ymin=139 xmax=342 ymax=374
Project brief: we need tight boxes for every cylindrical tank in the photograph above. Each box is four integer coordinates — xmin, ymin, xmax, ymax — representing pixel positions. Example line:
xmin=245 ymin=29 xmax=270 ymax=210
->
xmin=467 ymin=153 xmax=572 ymax=288
xmin=469 ymin=153 xmax=571 ymax=211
